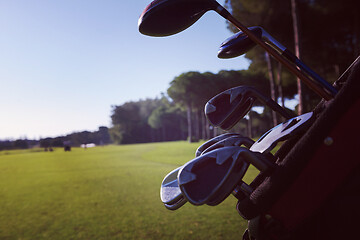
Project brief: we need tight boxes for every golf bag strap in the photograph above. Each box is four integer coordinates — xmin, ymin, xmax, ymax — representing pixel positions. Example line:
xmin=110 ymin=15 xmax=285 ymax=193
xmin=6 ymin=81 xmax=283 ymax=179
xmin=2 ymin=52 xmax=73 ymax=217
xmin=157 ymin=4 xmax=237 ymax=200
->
xmin=237 ymin=55 xmax=360 ymax=221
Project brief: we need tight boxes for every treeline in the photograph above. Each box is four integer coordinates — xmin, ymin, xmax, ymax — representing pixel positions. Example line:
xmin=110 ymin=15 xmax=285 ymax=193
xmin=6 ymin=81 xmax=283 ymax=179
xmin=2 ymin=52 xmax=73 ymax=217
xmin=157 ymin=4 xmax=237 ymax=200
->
xmin=109 ymin=70 xmax=296 ymax=144
xmin=3 ymin=0 xmax=358 ymax=149
xmin=0 ymin=126 xmax=111 ymax=151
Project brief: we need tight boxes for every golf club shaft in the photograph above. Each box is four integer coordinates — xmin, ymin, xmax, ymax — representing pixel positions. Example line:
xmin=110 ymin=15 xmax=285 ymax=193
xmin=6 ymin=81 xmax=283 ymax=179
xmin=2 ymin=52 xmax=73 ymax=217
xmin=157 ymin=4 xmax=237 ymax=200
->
xmin=260 ymin=28 xmax=338 ymax=97
xmin=259 ymin=96 xmax=295 ymax=119
xmin=215 ymin=6 xmax=335 ymax=100
xmin=282 ymin=50 xmax=338 ymax=97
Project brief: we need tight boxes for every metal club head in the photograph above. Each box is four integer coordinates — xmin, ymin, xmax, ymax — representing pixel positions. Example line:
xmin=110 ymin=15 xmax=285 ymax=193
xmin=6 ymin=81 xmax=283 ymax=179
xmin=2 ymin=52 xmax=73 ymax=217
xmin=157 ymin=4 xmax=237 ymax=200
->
xmin=178 ymin=146 xmax=274 ymax=206
xmin=160 ymin=167 xmax=187 ymax=210
xmin=201 ymin=135 xmax=255 ymax=156
xmin=138 ymin=0 xmax=221 ymax=37
xmin=195 ymin=133 xmax=241 ymax=157
xmin=218 ymin=26 xmax=286 ymax=59
xmin=218 ymin=27 xmax=262 ymax=58
xmin=205 ymin=86 xmax=294 ymax=130
xmin=250 ymin=112 xmax=314 ymax=154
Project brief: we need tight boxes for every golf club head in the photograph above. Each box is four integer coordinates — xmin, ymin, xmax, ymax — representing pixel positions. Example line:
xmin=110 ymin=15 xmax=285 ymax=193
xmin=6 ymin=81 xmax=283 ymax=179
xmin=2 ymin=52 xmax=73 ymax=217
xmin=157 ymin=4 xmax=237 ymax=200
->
xmin=205 ymin=86 xmax=257 ymax=130
xmin=178 ymin=146 xmax=250 ymax=206
xmin=178 ymin=146 xmax=274 ymax=206
xmin=250 ymin=112 xmax=314 ymax=154
xmin=138 ymin=0 xmax=220 ymax=37
xmin=205 ymin=86 xmax=294 ymax=130
xmin=195 ymin=133 xmax=241 ymax=157
xmin=218 ymin=27 xmax=262 ymax=59
xmin=218 ymin=26 xmax=286 ymax=59
xmin=201 ymin=135 xmax=255 ymax=156
xmin=160 ymin=167 xmax=187 ymax=210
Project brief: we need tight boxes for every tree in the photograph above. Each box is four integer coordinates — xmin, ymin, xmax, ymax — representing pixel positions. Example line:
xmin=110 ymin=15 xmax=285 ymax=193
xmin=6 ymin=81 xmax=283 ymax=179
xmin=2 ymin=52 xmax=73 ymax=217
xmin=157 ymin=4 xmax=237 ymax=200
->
xmin=167 ymin=72 xmax=203 ymax=142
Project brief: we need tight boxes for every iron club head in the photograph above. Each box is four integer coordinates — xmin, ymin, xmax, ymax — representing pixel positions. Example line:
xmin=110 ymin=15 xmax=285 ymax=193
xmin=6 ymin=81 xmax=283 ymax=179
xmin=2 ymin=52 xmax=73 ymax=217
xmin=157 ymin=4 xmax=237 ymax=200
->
xmin=201 ymin=135 xmax=254 ymax=156
xmin=160 ymin=167 xmax=187 ymax=210
xmin=178 ymin=146 xmax=275 ymax=206
xmin=205 ymin=86 xmax=294 ymax=130
xmin=195 ymin=133 xmax=241 ymax=157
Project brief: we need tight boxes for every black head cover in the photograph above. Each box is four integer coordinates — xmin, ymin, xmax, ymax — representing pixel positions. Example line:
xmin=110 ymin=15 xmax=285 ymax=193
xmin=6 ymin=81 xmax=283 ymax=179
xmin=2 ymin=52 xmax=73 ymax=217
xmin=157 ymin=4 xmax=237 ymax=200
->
xmin=205 ymin=86 xmax=256 ymax=130
xmin=138 ymin=0 xmax=219 ymax=37
xmin=218 ymin=26 xmax=262 ymax=59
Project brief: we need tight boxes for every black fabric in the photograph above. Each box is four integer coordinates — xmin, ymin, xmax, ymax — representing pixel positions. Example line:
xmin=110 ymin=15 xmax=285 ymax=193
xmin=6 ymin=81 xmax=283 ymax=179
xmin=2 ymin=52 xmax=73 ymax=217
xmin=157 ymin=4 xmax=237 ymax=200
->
xmin=289 ymin=165 xmax=360 ymax=240
xmin=237 ymin=56 xmax=360 ymax=220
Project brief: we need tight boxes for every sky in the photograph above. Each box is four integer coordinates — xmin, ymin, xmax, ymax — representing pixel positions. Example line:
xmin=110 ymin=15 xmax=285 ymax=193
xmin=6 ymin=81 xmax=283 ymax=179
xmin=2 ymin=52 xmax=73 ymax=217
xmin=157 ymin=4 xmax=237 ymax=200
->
xmin=0 ymin=0 xmax=251 ymax=140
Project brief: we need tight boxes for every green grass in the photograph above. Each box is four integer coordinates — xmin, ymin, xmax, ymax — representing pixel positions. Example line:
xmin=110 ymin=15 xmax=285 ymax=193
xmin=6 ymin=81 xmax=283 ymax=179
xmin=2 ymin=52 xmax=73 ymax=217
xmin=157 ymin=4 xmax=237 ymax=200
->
xmin=0 ymin=142 xmax=257 ymax=239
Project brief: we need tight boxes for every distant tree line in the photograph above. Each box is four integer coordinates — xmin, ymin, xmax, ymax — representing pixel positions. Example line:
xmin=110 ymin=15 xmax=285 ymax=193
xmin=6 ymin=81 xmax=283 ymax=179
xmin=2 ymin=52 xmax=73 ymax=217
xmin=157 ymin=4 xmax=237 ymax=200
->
xmin=0 ymin=126 xmax=111 ymax=151
xmin=109 ymin=70 xmax=297 ymax=144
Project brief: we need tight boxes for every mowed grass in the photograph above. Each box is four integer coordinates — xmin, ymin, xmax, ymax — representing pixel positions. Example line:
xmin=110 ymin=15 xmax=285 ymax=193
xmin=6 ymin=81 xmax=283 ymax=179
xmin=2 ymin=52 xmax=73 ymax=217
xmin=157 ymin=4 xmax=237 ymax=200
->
xmin=0 ymin=141 xmax=257 ymax=240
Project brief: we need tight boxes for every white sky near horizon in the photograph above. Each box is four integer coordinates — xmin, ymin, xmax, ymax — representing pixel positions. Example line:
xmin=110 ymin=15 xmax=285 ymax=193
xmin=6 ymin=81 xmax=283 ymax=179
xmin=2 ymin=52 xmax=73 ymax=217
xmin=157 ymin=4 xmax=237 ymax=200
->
xmin=0 ymin=0 xmax=254 ymax=140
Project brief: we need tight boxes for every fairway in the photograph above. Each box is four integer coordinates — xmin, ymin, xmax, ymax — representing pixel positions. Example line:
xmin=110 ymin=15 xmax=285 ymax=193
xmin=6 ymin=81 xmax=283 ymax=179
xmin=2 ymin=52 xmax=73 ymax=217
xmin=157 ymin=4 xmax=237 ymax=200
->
xmin=0 ymin=142 xmax=253 ymax=239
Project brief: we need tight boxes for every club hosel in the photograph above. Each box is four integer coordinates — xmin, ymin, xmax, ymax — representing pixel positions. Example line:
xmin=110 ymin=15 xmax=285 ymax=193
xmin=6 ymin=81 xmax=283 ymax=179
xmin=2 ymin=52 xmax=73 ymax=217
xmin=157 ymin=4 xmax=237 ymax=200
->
xmin=239 ymin=149 xmax=275 ymax=173
xmin=233 ymin=182 xmax=253 ymax=200
xmin=252 ymin=89 xmax=294 ymax=119
xmin=265 ymin=98 xmax=294 ymax=119
xmin=260 ymin=27 xmax=287 ymax=54
xmin=213 ymin=3 xmax=232 ymax=19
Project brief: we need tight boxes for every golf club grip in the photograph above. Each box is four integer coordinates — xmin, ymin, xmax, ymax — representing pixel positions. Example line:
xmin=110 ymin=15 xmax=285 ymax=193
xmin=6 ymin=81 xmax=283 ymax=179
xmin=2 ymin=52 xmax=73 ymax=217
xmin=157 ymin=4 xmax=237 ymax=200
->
xmin=221 ymin=12 xmax=334 ymax=100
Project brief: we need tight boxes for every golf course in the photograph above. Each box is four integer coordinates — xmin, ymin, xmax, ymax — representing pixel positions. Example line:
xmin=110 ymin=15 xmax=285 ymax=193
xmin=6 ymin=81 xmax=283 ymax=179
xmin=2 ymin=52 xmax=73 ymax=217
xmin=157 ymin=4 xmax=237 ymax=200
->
xmin=0 ymin=141 xmax=256 ymax=239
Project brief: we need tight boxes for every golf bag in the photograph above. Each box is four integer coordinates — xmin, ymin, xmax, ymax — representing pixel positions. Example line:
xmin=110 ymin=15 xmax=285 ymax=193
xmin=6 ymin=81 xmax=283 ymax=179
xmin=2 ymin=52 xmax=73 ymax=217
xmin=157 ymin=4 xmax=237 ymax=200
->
xmin=239 ymin=56 xmax=360 ymax=240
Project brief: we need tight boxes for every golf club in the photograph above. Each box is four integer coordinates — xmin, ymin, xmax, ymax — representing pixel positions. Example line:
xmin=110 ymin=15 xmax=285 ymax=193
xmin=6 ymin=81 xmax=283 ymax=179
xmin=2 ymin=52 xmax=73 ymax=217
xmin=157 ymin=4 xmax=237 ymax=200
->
xmin=160 ymin=167 xmax=187 ymax=210
xmin=218 ymin=26 xmax=338 ymax=98
xmin=178 ymin=146 xmax=274 ymax=206
xmin=138 ymin=0 xmax=336 ymax=100
xmin=195 ymin=133 xmax=241 ymax=157
xmin=205 ymin=86 xmax=295 ymax=130
xmin=250 ymin=112 xmax=314 ymax=154
xmin=201 ymin=135 xmax=254 ymax=156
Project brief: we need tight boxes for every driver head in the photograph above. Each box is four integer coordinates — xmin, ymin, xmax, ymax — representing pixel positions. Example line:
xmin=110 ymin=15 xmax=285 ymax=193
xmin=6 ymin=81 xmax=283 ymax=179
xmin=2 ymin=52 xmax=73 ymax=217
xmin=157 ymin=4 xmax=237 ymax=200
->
xmin=138 ymin=0 xmax=219 ymax=36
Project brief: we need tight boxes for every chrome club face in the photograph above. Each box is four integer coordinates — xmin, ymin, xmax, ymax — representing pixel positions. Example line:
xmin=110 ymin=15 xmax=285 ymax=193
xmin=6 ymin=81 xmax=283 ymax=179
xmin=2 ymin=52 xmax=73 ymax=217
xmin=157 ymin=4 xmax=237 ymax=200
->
xmin=160 ymin=167 xmax=187 ymax=210
xmin=205 ymin=86 xmax=294 ymax=130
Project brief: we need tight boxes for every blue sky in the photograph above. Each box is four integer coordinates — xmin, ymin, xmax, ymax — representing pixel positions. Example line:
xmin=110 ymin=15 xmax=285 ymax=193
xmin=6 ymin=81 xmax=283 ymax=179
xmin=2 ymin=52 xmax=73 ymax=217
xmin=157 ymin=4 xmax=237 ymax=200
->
xmin=0 ymin=0 xmax=251 ymax=140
